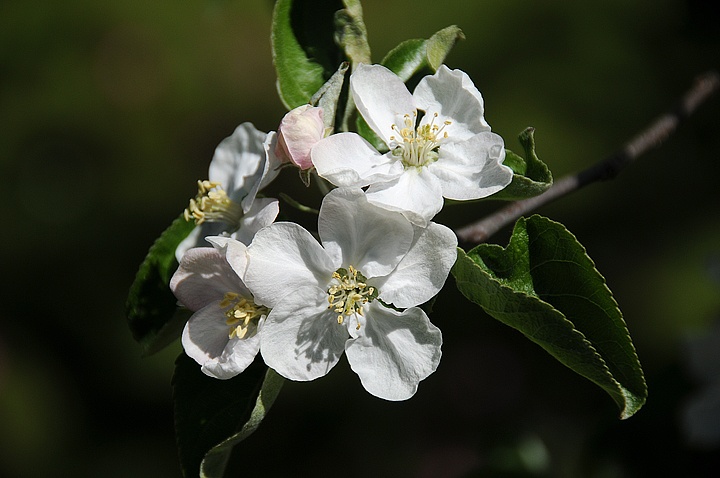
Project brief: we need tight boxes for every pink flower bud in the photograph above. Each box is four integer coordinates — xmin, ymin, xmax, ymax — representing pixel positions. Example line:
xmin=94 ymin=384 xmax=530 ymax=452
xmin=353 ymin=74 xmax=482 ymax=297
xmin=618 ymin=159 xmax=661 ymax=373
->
xmin=275 ymin=105 xmax=325 ymax=170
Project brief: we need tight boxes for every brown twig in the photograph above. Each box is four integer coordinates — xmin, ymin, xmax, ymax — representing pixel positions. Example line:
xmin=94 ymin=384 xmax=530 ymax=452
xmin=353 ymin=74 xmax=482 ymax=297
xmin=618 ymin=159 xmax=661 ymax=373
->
xmin=455 ymin=70 xmax=720 ymax=244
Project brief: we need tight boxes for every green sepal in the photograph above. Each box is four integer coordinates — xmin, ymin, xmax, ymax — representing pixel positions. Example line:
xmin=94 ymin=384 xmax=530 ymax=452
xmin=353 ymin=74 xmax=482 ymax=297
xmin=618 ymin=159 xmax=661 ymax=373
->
xmin=173 ymin=354 xmax=284 ymax=478
xmin=452 ymin=215 xmax=647 ymax=419
xmin=126 ymin=214 xmax=195 ymax=355
xmin=491 ymin=127 xmax=553 ymax=200
xmin=311 ymin=62 xmax=349 ymax=133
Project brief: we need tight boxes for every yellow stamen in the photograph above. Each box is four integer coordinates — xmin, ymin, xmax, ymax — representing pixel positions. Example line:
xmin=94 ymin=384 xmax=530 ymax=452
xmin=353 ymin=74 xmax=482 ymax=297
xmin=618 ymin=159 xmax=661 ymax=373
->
xmin=184 ymin=180 xmax=244 ymax=227
xmin=220 ymin=292 xmax=268 ymax=339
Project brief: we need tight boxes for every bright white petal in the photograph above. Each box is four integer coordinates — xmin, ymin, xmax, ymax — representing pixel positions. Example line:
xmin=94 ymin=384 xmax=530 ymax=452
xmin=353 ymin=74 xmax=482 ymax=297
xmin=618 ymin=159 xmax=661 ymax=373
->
xmin=209 ymin=123 xmax=268 ymax=212
xmin=244 ymin=222 xmax=336 ymax=308
xmin=181 ymin=302 xmax=260 ymax=379
xmin=260 ymin=285 xmax=347 ymax=381
xmin=312 ymin=133 xmax=403 ymax=187
xmin=170 ymin=248 xmax=239 ymax=311
xmin=375 ymin=222 xmax=458 ymax=308
xmin=231 ymin=198 xmax=280 ymax=246
xmin=413 ymin=65 xmax=490 ymax=142
xmin=318 ymin=188 xmax=414 ymax=278
xmin=345 ymin=302 xmax=442 ymax=401
xmin=365 ymin=167 xmax=444 ymax=227
xmin=430 ymin=132 xmax=512 ymax=200
xmin=351 ymin=64 xmax=416 ymax=146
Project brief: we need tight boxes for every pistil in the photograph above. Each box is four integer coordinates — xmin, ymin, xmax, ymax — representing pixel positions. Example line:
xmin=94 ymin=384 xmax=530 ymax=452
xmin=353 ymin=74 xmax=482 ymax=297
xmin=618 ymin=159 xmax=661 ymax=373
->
xmin=327 ymin=266 xmax=378 ymax=329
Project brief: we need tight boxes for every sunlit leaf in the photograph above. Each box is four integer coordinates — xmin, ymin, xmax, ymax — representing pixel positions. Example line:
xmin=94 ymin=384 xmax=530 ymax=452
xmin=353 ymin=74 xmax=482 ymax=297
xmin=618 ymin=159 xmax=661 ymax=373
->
xmin=272 ymin=0 xmax=347 ymax=109
xmin=381 ymin=25 xmax=464 ymax=82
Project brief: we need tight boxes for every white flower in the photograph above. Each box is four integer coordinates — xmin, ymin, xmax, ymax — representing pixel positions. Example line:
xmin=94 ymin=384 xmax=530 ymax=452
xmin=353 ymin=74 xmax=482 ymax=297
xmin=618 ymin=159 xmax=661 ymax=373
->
xmin=275 ymin=104 xmax=325 ymax=170
xmin=244 ymin=188 xmax=457 ymax=400
xmin=176 ymin=122 xmax=281 ymax=261
xmin=170 ymin=237 xmax=268 ymax=379
xmin=312 ymin=64 xmax=513 ymax=226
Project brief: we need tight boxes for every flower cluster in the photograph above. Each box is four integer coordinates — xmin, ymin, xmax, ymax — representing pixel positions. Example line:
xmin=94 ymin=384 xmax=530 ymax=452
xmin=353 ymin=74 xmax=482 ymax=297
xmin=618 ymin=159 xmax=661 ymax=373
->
xmin=170 ymin=63 xmax=512 ymax=400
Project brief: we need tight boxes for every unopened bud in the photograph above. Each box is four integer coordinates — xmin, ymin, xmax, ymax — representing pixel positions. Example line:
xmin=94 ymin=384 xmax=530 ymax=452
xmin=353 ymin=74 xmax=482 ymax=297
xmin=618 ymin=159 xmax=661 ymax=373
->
xmin=275 ymin=105 xmax=325 ymax=170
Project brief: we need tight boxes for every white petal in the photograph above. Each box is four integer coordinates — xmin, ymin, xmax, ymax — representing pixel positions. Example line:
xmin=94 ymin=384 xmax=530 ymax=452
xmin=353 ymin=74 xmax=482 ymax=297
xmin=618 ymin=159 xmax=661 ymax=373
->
xmin=318 ymin=188 xmax=414 ymax=278
xmin=413 ymin=65 xmax=490 ymax=142
xmin=312 ymin=133 xmax=403 ymax=187
xmin=244 ymin=222 xmax=336 ymax=308
xmin=430 ymin=132 xmax=513 ymax=200
xmin=174 ymin=222 xmax=227 ymax=262
xmin=345 ymin=302 xmax=442 ymax=401
xmin=170 ymin=248 xmax=239 ymax=311
xmin=205 ymin=236 xmax=251 ymax=286
xmin=209 ymin=123 xmax=268 ymax=212
xmin=350 ymin=64 xmax=416 ymax=146
xmin=231 ymin=198 xmax=280 ymax=246
xmin=375 ymin=222 xmax=458 ymax=308
xmin=260 ymin=285 xmax=347 ymax=381
xmin=181 ymin=302 xmax=261 ymax=379
xmin=257 ymin=132 xmax=283 ymax=193
xmin=365 ymin=167 xmax=444 ymax=227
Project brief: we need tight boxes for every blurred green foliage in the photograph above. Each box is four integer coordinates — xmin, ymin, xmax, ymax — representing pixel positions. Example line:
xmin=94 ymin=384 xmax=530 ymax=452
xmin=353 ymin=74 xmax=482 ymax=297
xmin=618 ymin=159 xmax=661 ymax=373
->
xmin=1 ymin=0 xmax=718 ymax=477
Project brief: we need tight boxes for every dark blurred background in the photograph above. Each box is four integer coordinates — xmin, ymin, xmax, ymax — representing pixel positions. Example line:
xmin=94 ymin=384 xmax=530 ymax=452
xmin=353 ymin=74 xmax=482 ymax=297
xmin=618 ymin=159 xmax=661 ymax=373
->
xmin=1 ymin=1 xmax=719 ymax=477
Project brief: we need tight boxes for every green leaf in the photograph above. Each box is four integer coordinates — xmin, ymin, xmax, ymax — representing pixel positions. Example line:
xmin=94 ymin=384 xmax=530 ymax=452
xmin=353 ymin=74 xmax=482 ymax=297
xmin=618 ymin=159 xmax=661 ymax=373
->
xmin=126 ymin=214 xmax=195 ymax=354
xmin=491 ymin=127 xmax=553 ymax=200
xmin=272 ymin=0 xmax=347 ymax=109
xmin=452 ymin=215 xmax=647 ymax=419
xmin=381 ymin=25 xmax=464 ymax=82
xmin=173 ymin=354 xmax=284 ymax=478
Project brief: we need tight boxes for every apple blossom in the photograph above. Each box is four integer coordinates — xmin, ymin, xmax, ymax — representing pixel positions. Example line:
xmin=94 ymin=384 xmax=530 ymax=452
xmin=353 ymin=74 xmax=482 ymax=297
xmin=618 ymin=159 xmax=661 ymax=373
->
xmin=312 ymin=64 xmax=513 ymax=226
xmin=176 ymin=122 xmax=281 ymax=261
xmin=170 ymin=237 xmax=268 ymax=379
xmin=243 ymin=188 xmax=457 ymax=400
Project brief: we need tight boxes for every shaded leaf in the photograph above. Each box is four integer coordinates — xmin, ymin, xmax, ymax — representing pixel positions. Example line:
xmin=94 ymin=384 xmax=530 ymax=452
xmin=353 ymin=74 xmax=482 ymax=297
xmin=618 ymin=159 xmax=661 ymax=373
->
xmin=452 ymin=215 xmax=647 ymax=418
xmin=334 ymin=0 xmax=371 ymax=67
xmin=200 ymin=368 xmax=284 ymax=478
xmin=174 ymin=354 xmax=283 ymax=478
xmin=126 ymin=214 xmax=195 ymax=354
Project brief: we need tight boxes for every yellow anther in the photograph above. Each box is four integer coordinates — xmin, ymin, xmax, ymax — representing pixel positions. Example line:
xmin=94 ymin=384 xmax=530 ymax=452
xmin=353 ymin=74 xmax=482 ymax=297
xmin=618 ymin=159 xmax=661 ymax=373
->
xmin=220 ymin=292 xmax=268 ymax=339
xmin=183 ymin=180 xmax=243 ymax=227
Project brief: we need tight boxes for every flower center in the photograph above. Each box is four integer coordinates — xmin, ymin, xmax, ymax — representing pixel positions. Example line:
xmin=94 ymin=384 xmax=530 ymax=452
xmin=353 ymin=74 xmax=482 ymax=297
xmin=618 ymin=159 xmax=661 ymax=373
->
xmin=327 ymin=265 xmax=378 ymax=329
xmin=219 ymin=292 xmax=268 ymax=339
xmin=184 ymin=180 xmax=244 ymax=227
xmin=390 ymin=112 xmax=451 ymax=168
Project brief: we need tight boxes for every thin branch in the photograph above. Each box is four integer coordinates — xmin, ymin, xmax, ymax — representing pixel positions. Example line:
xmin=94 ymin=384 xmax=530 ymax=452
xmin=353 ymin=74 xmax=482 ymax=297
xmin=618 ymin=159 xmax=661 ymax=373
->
xmin=456 ymin=70 xmax=720 ymax=244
